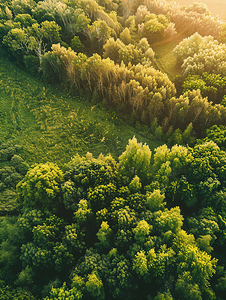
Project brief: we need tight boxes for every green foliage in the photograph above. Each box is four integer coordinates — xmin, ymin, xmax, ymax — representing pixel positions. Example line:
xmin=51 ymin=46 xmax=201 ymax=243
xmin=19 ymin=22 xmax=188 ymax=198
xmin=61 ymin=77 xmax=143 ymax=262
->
xmin=0 ymin=279 xmax=36 ymax=299
xmin=142 ymin=13 xmax=169 ymax=42
xmin=167 ymin=176 xmax=197 ymax=207
xmin=118 ymin=136 xmax=151 ymax=184
xmin=14 ymin=14 xmax=37 ymax=28
xmin=0 ymin=166 xmax=22 ymax=189
xmin=188 ymin=141 xmax=226 ymax=183
xmin=174 ymin=33 xmax=226 ymax=76
xmin=154 ymin=126 xmax=163 ymax=141
xmin=0 ymin=46 xmax=160 ymax=167
xmin=63 ymin=155 xmax=116 ymax=211
xmin=166 ymin=89 xmax=226 ymax=134
xmin=90 ymin=19 xmax=112 ymax=49
xmin=17 ymin=162 xmax=64 ymax=213
xmin=128 ymin=175 xmax=142 ymax=194
xmin=32 ymin=215 xmax=64 ymax=249
xmin=152 ymin=290 xmax=173 ymax=300
xmin=41 ymin=43 xmax=175 ymax=128
xmin=154 ymin=206 xmax=183 ymax=234
xmin=3 ymin=20 xmax=62 ymax=63
xmin=133 ymin=219 xmax=151 ymax=243
xmin=182 ymin=123 xmax=195 ymax=145
xmin=133 ymin=250 xmax=148 ymax=277
xmin=17 ymin=209 xmax=45 ymax=236
xmin=183 ymin=73 xmax=226 ymax=104
xmin=53 ymin=242 xmax=74 ymax=272
xmin=63 ymin=223 xmax=85 ymax=253
xmin=143 ymin=0 xmax=222 ymax=38
xmin=103 ymin=37 xmax=124 ymax=62
xmin=70 ymin=35 xmax=82 ymax=52
xmin=177 ymin=244 xmax=217 ymax=286
xmin=118 ymin=43 xmax=144 ymax=66
xmin=0 ymin=150 xmax=29 ymax=215
xmin=119 ymin=27 xmax=132 ymax=45
xmin=203 ymin=125 xmax=226 ymax=150
xmin=86 ymin=272 xmax=105 ymax=299
xmin=41 ymin=44 xmax=79 ymax=84
xmin=20 ymin=242 xmax=53 ymax=269
xmin=187 ymin=210 xmax=219 ymax=244
xmin=0 ymin=216 xmax=26 ymax=281
xmin=1 ymin=1 xmax=226 ymax=299
xmin=15 ymin=265 xmax=34 ymax=287
xmin=96 ymin=221 xmax=112 ymax=249
xmin=152 ymin=144 xmax=191 ymax=179
xmin=74 ymin=199 xmax=93 ymax=224
xmin=44 ymin=282 xmax=82 ymax=300
xmin=0 ymin=189 xmax=18 ymax=215
xmin=196 ymin=235 xmax=213 ymax=254
xmin=114 ymin=205 xmax=137 ymax=229
xmin=12 ymin=0 xmax=36 ymax=15
xmin=0 ymin=143 xmax=21 ymax=162
xmin=0 ymin=134 xmax=225 ymax=299
xmin=175 ymin=272 xmax=202 ymax=300
xmin=67 ymin=154 xmax=116 ymax=186
xmin=104 ymin=36 xmax=155 ymax=67
xmin=11 ymin=155 xmax=29 ymax=175
xmin=88 ymin=183 xmax=116 ymax=212
xmin=146 ymin=189 xmax=166 ymax=212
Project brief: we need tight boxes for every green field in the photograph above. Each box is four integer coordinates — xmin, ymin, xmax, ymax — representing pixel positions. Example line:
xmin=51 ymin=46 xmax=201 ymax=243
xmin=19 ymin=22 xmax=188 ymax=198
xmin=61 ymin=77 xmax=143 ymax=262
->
xmin=153 ymin=34 xmax=186 ymax=81
xmin=0 ymin=48 xmax=161 ymax=167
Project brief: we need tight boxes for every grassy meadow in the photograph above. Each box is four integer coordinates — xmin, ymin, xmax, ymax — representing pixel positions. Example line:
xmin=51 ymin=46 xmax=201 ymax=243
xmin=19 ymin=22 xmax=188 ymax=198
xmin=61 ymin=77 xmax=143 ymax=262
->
xmin=153 ymin=34 xmax=186 ymax=81
xmin=0 ymin=48 xmax=161 ymax=167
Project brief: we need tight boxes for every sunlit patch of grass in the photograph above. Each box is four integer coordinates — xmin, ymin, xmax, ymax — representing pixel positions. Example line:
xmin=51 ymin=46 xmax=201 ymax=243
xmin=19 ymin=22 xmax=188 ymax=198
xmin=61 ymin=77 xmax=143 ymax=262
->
xmin=153 ymin=34 xmax=186 ymax=81
xmin=0 ymin=48 xmax=161 ymax=167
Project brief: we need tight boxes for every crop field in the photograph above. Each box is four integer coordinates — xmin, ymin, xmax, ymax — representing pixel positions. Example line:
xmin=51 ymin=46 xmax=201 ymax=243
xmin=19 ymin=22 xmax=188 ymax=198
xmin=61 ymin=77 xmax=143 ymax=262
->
xmin=0 ymin=48 xmax=160 ymax=167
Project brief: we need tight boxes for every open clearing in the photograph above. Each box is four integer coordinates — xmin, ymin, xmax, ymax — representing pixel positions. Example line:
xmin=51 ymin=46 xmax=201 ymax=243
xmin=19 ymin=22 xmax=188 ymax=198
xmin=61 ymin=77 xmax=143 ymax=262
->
xmin=153 ymin=33 xmax=186 ymax=81
xmin=0 ymin=49 xmax=161 ymax=166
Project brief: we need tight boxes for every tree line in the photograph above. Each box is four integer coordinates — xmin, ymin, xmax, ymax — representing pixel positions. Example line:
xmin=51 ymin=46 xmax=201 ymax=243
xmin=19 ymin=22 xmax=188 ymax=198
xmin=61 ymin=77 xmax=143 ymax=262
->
xmin=1 ymin=0 xmax=226 ymax=298
xmin=1 ymin=0 xmax=226 ymax=138
xmin=0 ymin=137 xmax=226 ymax=299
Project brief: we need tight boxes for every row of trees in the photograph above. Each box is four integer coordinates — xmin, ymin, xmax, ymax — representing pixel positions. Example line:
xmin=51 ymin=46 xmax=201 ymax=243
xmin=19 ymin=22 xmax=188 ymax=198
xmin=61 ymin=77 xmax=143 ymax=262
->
xmin=0 ymin=0 xmax=120 ymax=65
xmin=1 ymin=137 xmax=226 ymax=299
xmin=174 ymin=33 xmax=226 ymax=77
xmin=40 ymin=43 xmax=226 ymax=136
xmin=143 ymin=0 xmax=222 ymax=38
xmin=1 ymin=0 xmax=225 ymax=67
xmin=41 ymin=43 xmax=176 ymax=122
xmin=181 ymin=73 xmax=226 ymax=104
xmin=1 ymin=1 xmax=226 ymax=299
xmin=0 ymin=143 xmax=28 ymax=216
xmin=1 ymin=0 xmax=226 ymax=140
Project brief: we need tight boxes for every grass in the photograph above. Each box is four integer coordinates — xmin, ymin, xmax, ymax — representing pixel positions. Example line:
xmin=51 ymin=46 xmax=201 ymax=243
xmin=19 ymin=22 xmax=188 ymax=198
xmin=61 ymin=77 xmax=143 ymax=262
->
xmin=0 ymin=48 xmax=161 ymax=167
xmin=152 ymin=34 xmax=186 ymax=81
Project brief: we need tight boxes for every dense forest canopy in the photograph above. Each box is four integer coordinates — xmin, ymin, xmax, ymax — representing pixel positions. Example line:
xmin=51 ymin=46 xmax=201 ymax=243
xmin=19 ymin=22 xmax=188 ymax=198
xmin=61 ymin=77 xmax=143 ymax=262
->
xmin=1 ymin=0 xmax=226 ymax=299
xmin=175 ymin=0 xmax=226 ymax=19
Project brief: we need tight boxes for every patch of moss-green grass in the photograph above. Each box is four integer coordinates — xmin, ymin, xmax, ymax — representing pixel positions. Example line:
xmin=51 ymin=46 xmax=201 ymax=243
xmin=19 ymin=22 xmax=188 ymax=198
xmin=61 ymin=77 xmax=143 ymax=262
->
xmin=153 ymin=34 xmax=186 ymax=81
xmin=0 ymin=49 xmax=161 ymax=167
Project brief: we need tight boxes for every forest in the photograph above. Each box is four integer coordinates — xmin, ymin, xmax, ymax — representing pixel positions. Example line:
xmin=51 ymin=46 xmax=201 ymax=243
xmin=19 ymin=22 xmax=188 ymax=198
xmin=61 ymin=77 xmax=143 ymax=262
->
xmin=1 ymin=0 xmax=226 ymax=299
